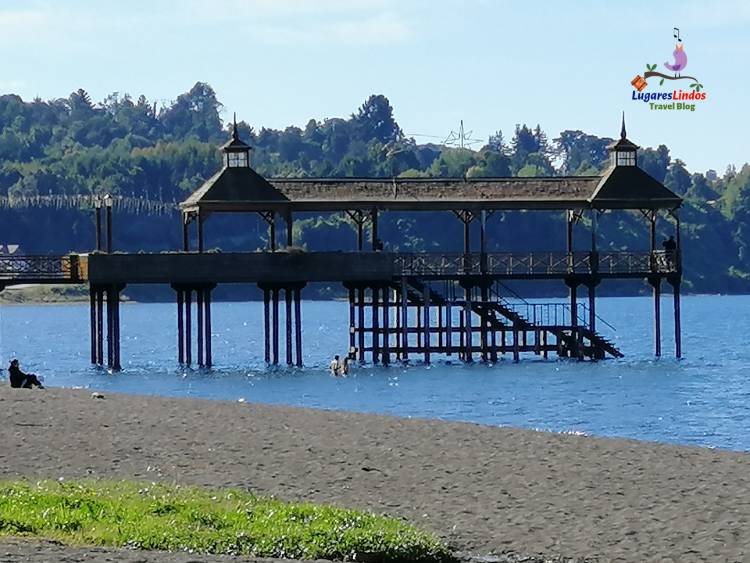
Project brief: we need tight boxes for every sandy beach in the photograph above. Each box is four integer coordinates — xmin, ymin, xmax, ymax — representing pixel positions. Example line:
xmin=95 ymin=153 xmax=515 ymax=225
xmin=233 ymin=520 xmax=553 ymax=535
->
xmin=1 ymin=387 xmax=748 ymax=562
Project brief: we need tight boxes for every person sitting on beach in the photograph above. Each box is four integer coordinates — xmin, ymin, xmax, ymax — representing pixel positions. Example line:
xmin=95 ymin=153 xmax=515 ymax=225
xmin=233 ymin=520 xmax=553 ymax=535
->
xmin=8 ymin=359 xmax=44 ymax=389
xmin=330 ymin=355 xmax=341 ymax=376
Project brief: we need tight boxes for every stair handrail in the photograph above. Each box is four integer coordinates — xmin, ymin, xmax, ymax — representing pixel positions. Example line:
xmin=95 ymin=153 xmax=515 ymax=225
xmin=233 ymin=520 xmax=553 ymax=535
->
xmin=495 ymin=280 xmax=616 ymax=332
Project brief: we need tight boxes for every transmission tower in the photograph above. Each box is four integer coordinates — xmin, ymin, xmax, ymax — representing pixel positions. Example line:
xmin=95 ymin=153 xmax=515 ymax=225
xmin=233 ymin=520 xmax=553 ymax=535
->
xmin=442 ymin=120 xmax=483 ymax=149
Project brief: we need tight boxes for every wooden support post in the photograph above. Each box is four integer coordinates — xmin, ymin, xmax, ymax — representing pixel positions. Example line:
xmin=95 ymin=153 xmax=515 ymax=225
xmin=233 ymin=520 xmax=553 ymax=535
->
xmin=357 ymin=218 xmax=364 ymax=251
xmin=649 ymin=212 xmax=657 ymax=252
xmin=650 ymin=277 xmax=661 ymax=357
xmin=566 ymin=210 xmax=574 ymax=253
xmin=96 ymin=289 xmax=104 ymax=365
xmin=197 ymin=213 xmax=204 ymax=253
xmin=513 ymin=322 xmax=520 ymax=362
xmin=285 ymin=287 xmax=293 ymax=366
xmin=464 ymin=214 xmax=471 ymax=254
xmin=568 ymin=279 xmax=579 ymax=358
xmin=294 ymin=286 xmax=303 ymax=367
xmin=348 ymin=286 xmax=355 ymax=359
xmin=416 ymin=306 xmax=422 ymax=349
xmin=95 ymin=207 xmax=102 ymax=252
xmin=197 ymin=287 xmax=204 ymax=367
xmin=205 ymin=286 xmax=213 ymax=368
xmin=106 ymin=286 xmax=114 ymax=368
xmin=437 ymin=303 xmax=443 ymax=350
xmin=371 ymin=208 xmax=379 ymax=251
xmin=670 ymin=278 xmax=681 ymax=359
xmin=588 ymin=281 xmax=597 ymax=332
xmin=185 ymin=289 xmax=192 ymax=365
xmin=400 ymin=279 xmax=408 ymax=362
xmin=480 ymin=284 xmax=489 ymax=362
xmin=459 ymin=309 xmax=464 ymax=360
xmin=480 ymin=210 xmax=486 ymax=255
xmin=542 ymin=330 xmax=548 ymax=359
xmin=393 ymin=289 xmax=401 ymax=360
xmin=263 ymin=286 xmax=270 ymax=364
xmin=182 ymin=217 xmax=189 ymax=251
xmin=423 ymin=284 xmax=430 ymax=364
xmin=382 ymin=286 xmax=390 ymax=365
xmin=358 ymin=287 xmax=365 ymax=363
xmin=286 ymin=212 xmax=293 ymax=248
xmin=269 ymin=213 xmax=276 ymax=252
xmin=176 ymin=288 xmax=185 ymax=364
xmin=446 ymin=298 xmax=453 ymax=356
xmin=490 ymin=315 xmax=498 ymax=363
xmin=112 ymin=285 xmax=121 ymax=371
xmin=372 ymin=286 xmax=380 ymax=363
xmin=89 ymin=287 xmax=97 ymax=364
xmin=464 ymin=285 xmax=473 ymax=362
xmin=272 ymin=287 xmax=279 ymax=365
xmin=106 ymin=205 xmax=113 ymax=253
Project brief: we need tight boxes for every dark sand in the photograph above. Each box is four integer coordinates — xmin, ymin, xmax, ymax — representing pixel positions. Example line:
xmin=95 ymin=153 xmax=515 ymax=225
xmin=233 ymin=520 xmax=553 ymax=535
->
xmin=1 ymin=388 xmax=748 ymax=563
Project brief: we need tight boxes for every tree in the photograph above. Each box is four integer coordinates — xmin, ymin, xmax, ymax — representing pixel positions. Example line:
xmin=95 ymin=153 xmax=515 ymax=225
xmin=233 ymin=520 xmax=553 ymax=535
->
xmin=639 ymin=145 xmax=671 ymax=182
xmin=159 ymin=82 xmax=223 ymax=142
xmin=554 ymin=130 xmax=611 ymax=175
xmin=352 ymin=95 xmax=402 ymax=144
xmin=664 ymin=159 xmax=692 ymax=195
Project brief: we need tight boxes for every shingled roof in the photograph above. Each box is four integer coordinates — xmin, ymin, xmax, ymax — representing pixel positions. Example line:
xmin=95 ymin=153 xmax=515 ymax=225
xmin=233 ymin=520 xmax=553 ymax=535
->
xmin=590 ymin=166 xmax=682 ymax=209
xmin=181 ymin=167 xmax=288 ymax=211
xmin=182 ymin=171 xmax=680 ymax=212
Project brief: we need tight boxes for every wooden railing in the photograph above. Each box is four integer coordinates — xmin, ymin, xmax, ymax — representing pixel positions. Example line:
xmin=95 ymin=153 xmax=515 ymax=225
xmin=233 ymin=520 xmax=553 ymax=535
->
xmin=0 ymin=255 xmax=87 ymax=282
xmin=0 ymin=250 xmax=678 ymax=284
xmin=394 ymin=250 xmax=679 ymax=276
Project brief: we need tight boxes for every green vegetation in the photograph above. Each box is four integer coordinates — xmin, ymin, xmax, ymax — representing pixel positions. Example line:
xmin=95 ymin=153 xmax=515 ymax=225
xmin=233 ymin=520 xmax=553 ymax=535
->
xmin=0 ymin=82 xmax=749 ymax=293
xmin=0 ymin=480 xmax=454 ymax=562
xmin=0 ymin=284 xmax=93 ymax=304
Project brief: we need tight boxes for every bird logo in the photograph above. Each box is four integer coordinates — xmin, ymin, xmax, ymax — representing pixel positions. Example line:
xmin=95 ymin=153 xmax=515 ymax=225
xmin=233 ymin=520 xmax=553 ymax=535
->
xmin=629 ymin=27 xmax=703 ymax=93
xmin=664 ymin=33 xmax=687 ymax=77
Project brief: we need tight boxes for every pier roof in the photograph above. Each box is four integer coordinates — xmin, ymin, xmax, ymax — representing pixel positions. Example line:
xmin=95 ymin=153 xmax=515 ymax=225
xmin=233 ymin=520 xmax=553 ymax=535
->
xmin=181 ymin=171 xmax=681 ymax=213
xmin=180 ymin=122 xmax=682 ymax=214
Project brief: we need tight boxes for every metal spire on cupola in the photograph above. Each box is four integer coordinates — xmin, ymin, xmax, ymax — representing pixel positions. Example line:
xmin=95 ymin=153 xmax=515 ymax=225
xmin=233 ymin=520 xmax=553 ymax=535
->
xmin=607 ymin=111 xmax=638 ymax=166
xmin=232 ymin=112 xmax=240 ymax=142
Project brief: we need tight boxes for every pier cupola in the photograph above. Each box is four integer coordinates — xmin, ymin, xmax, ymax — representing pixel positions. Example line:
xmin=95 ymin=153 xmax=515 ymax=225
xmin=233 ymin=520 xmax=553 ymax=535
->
xmin=608 ymin=113 xmax=638 ymax=167
xmin=221 ymin=114 xmax=253 ymax=168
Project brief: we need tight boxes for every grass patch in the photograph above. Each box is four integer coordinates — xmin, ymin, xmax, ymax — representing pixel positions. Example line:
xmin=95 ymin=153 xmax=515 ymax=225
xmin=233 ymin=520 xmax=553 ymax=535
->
xmin=0 ymin=480 xmax=454 ymax=562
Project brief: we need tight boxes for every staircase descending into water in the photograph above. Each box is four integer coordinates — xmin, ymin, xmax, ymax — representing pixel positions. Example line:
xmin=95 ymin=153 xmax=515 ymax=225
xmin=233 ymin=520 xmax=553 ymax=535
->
xmin=349 ymin=277 xmax=622 ymax=363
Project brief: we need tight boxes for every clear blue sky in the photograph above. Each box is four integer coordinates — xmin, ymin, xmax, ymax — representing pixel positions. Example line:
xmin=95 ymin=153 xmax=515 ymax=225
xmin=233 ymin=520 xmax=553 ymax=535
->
xmin=1 ymin=0 xmax=745 ymax=172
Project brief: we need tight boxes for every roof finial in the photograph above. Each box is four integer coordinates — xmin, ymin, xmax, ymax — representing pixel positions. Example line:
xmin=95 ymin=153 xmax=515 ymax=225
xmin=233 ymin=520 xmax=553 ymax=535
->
xmin=232 ymin=112 xmax=239 ymax=140
xmin=620 ymin=111 xmax=627 ymax=139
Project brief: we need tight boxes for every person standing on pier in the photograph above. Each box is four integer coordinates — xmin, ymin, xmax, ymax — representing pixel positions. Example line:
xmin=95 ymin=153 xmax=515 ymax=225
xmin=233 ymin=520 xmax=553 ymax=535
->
xmin=8 ymin=359 xmax=44 ymax=389
xmin=662 ymin=236 xmax=677 ymax=269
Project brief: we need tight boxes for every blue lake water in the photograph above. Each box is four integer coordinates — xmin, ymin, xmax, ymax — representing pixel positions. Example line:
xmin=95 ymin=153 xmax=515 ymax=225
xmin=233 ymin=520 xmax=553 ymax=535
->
xmin=1 ymin=295 xmax=749 ymax=451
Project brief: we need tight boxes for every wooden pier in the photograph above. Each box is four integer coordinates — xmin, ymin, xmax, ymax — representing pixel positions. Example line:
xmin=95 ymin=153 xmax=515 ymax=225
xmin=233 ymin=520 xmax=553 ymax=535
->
xmin=0 ymin=118 xmax=683 ymax=369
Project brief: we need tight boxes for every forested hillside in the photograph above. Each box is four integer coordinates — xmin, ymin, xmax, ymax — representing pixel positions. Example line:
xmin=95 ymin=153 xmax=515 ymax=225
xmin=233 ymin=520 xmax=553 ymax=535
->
xmin=1 ymin=82 xmax=748 ymax=294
